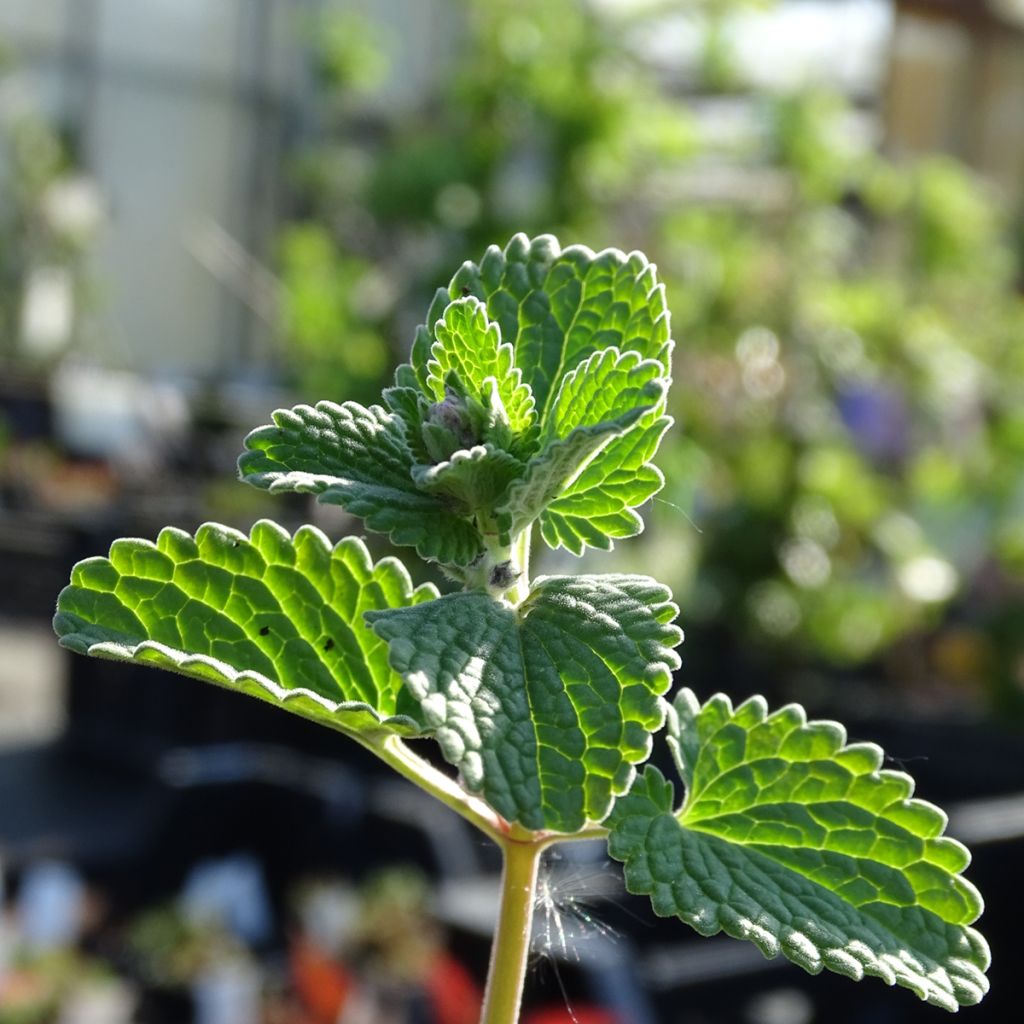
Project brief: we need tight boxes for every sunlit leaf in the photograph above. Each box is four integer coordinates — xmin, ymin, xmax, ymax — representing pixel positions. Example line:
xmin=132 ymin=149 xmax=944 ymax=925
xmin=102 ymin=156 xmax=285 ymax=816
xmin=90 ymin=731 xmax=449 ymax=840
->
xmin=607 ymin=689 xmax=990 ymax=1012
xmin=540 ymin=412 xmax=672 ymax=554
xmin=54 ymin=521 xmax=439 ymax=738
xmin=449 ymin=233 xmax=672 ymax=419
xmin=426 ymin=296 xmax=536 ymax=436
xmin=495 ymin=348 xmax=667 ymax=540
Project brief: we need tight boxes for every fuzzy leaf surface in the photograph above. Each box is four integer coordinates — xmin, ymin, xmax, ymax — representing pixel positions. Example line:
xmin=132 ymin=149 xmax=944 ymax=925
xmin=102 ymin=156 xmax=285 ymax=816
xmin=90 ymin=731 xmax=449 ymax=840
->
xmin=539 ymin=411 xmax=672 ymax=553
xmin=447 ymin=233 xmax=672 ymax=419
xmin=54 ymin=521 xmax=439 ymax=737
xmin=495 ymin=349 xmax=667 ymax=540
xmin=607 ymin=689 xmax=990 ymax=1012
xmin=411 ymin=444 xmax=523 ymax=512
xmin=238 ymin=401 xmax=481 ymax=566
xmin=426 ymin=296 xmax=535 ymax=435
xmin=429 ymin=233 xmax=675 ymax=551
xmin=367 ymin=575 xmax=682 ymax=833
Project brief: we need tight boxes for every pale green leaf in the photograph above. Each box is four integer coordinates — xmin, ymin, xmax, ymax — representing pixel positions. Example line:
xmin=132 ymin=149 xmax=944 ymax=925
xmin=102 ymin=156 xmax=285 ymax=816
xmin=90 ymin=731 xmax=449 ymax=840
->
xmin=495 ymin=349 xmax=667 ymax=540
xmin=448 ymin=233 xmax=673 ymax=421
xmin=606 ymin=689 xmax=990 ymax=1012
xmin=53 ymin=521 xmax=439 ymax=738
xmin=539 ymin=412 xmax=672 ymax=554
xmin=542 ymin=347 xmax=666 ymax=444
xmin=404 ymin=286 xmax=451 ymax=393
xmin=367 ymin=575 xmax=682 ymax=833
xmin=238 ymin=400 xmax=482 ymax=567
xmin=409 ymin=234 xmax=675 ymax=552
xmin=426 ymin=296 xmax=536 ymax=435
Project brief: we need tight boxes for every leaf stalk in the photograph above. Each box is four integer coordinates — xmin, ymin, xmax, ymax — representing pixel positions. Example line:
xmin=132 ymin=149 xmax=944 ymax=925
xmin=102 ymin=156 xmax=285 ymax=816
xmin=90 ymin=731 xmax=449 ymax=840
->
xmin=369 ymin=733 xmax=507 ymax=845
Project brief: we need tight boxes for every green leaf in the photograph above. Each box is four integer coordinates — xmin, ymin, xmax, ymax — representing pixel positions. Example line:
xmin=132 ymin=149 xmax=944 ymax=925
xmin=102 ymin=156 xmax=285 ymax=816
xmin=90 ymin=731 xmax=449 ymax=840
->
xmin=382 ymin=385 xmax=433 ymax=464
xmin=367 ymin=575 xmax=682 ymax=833
xmin=405 ymin=286 xmax=451 ymax=393
xmin=495 ymin=349 xmax=667 ymax=540
xmin=606 ymin=689 xmax=990 ymax=1012
xmin=416 ymin=234 xmax=676 ymax=552
xmin=53 ymin=521 xmax=439 ymax=739
xmin=542 ymin=347 xmax=666 ymax=444
xmin=448 ymin=233 xmax=673 ymax=421
xmin=426 ymin=296 xmax=536 ymax=436
xmin=411 ymin=444 xmax=524 ymax=512
xmin=539 ymin=412 xmax=673 ymax=554
xmin=238 ymin=401 xmax=482 ymax=567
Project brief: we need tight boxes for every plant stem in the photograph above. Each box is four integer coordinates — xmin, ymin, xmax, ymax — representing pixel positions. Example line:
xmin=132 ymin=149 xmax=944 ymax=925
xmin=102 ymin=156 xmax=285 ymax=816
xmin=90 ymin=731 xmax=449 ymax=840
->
xmin=361 ymin=733 xmax=507 ymax=845
xmin=480 ymin=838 xmax=543 ymax=1024
xmin=511 ymin=527 xmax=532 ymax=605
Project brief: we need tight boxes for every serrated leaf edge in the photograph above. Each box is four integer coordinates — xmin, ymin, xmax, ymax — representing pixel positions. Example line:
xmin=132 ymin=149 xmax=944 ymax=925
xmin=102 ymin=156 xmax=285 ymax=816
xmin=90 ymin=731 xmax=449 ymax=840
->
xmin=53 ymin=520 xmax=435 ymax=738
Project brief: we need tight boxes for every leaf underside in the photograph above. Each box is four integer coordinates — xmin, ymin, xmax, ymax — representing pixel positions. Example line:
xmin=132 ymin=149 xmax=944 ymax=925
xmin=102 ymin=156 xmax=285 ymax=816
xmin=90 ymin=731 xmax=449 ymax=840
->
xmin=367 ymin=575 xmax=683 ymax=833
xmin=53 ymin=520 xmax=438 ymax=738
xmin=238 ymin=401 xmax=483 ymax=567
xmin=607 ymin=690 xmax=989 ymax=1012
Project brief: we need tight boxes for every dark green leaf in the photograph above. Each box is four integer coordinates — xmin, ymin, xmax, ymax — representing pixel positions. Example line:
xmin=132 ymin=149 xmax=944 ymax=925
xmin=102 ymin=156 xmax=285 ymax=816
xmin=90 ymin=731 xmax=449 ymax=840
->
xmin=367 ymin=575 xmax=682 ymax=833
xmin=238 ymin=401 xmax=482 ymax=566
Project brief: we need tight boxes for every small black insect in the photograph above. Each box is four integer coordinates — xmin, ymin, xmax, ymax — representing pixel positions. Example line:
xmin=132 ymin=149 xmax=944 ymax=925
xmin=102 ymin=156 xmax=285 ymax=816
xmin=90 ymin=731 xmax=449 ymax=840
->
xmin=259 ymin=625 xmax=270 ymax=636
xmin=324 ymin=637 xmax=335 ymax=652
xmin=460 ymin=286 xmax=471 ymax=296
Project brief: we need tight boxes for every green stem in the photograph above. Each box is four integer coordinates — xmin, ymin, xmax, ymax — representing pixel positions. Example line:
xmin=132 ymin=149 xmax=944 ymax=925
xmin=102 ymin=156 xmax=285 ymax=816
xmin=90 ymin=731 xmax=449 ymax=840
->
xmin=359 ymin=732 xmax=507 ymax=846
xmin=480 ymin=838 xmax=543 ymax=1024
xmin=510 ymin=526 xmax=532 ymax=605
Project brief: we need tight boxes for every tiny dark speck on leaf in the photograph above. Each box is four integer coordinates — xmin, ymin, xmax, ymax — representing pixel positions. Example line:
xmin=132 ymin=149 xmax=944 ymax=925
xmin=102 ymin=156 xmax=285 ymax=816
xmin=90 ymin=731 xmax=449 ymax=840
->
xmin=324 ymin=637 xmax=335 ymax=651
xmin=259 ymin=626 xmax=270 ymax=636
xmin=461 ymin=286 xmax=470 ymax=296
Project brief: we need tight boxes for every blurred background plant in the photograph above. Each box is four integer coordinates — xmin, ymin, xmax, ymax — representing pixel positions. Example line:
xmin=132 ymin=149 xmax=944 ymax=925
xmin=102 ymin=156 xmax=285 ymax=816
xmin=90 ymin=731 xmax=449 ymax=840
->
xmin=0 ymin=43 xmax=100 ymax=370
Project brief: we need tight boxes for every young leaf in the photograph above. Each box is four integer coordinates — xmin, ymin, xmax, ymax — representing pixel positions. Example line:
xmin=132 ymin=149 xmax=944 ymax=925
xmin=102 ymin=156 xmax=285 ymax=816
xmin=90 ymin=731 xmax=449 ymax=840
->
xmin=381 ymin=385 xmax=433 ymax=464
xmin=606 ymin=689 xmax=990 ymax=1012
xmin=411 ymin=444 xmax=524 ymax=512
xmin=495 ymin=349 xmax=667 ymax=540
xmin=404 ymin=285 xmax=452 ymax=393
xmin=447 ymin=233 xmax=673 ymax=420
xmin=53 ymin=521 xmax=439 ymax=739
xmin=540 ymin=411 xmax=673 ymax=554
xmin=367 ymin=575 xmax=683 ymax=833
xmin=422 ymin=233 xmax=675 ymax=552
xmin=426 ymin=296 xmax=536 ymax=436
xmin=238 ymin=401 xmax=482 ymax=567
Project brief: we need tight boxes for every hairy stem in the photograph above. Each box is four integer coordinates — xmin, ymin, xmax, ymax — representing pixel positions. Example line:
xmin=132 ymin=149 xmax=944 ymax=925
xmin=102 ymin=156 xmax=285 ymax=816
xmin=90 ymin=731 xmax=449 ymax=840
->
xmin=480 ymin=838 xmax=543 ymax=1024
xmin=510 ymin=526 xmax=532 ymax=604
xmin=364 ymin=733 xmax=507 ymax=845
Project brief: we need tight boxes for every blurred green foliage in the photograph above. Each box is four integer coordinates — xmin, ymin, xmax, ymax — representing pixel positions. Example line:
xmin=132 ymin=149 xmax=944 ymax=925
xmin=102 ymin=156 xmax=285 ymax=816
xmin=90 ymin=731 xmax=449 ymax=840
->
xmin=276 ymin=0 xmax=1024 ymax=716
xmin=0 ymin=44 xmax=97 ymax=367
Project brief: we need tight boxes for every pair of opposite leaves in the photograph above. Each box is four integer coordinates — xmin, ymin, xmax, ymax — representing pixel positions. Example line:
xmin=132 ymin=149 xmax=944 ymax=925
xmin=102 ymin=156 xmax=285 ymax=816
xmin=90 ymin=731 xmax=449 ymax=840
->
xmin=53 ymin=234 xmax=988 ymax=1011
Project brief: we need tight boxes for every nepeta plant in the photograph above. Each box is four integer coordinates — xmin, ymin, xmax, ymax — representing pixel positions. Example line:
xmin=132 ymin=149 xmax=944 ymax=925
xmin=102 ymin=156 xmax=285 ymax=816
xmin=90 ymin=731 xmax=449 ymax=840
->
xmin=54 ymin=235 xmax=988 ymax=1021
